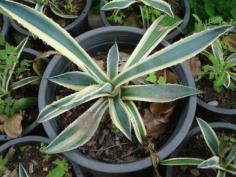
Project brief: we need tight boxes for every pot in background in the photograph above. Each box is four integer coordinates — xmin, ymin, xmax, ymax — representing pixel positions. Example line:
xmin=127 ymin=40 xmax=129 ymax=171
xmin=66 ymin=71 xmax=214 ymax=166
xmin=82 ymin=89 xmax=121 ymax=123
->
xmin=10 ymin=0 xmax=92 ymax=37
xmin=0 ymin=136 xmax=84 ymax=177
xmin=99 ymin=0 xmax=190 ymax=42
xmin=165 ymin=122 xmax=236 ymax=177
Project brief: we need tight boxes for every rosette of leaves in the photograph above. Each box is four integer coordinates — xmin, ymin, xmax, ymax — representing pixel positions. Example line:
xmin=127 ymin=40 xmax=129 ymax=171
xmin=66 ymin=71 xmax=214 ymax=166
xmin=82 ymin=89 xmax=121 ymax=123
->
xmin=21 ymin=0 xmax=78 ymax=19
xmin=162 ymin=118 xmax=236 ymax=177
xmin=197 ymin=39 xmax=236 ymax=92
xmin=0 ymin=0 xmax=233 ymax=153
xmin=101 ymin=0 xmax=174 ymax=28
xmin=0 ymin=38 xmax=39 ymax=138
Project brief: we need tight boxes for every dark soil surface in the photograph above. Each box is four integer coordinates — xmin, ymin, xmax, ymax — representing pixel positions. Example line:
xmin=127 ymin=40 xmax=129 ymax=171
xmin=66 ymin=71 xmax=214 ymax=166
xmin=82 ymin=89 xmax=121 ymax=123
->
xmin=197 ymin=77 xmax=236 ymax=109
xmin=55 ymin=51 xmax=184 ymax=163
xmin=6 ymin=144 xmax=73 ymax=177
xmin=105 ymin=0 xmax=182 ymax=27
xmin=172 ymin=131 xmax=236 ymax=177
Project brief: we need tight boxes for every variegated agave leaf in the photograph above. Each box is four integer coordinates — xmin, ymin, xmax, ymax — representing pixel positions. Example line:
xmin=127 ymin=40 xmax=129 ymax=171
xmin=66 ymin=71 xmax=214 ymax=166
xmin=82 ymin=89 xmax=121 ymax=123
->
xmin=19 ymin=163 xmax=29 ymax=177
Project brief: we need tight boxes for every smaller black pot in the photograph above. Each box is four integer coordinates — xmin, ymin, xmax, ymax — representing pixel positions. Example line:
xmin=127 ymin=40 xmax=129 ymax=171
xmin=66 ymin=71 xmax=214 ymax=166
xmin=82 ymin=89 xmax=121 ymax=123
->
xmin=165 ymin=122 xmax=236 ymax=177
xmin=1 ymin=14 xmax=9 ymax=40
xmin=197 ymin=98 xmax=236 ymax=121
xmin=0 ymin=48 xmax=45 ymax=141
xmin=0 ymin=136 xmax=84 ymax=177
xmin=196 ymin=29 xmax=236 ymax=121
xmin=10 ymin=0 xmax=92 ymax=37
xmin=99 ymin=0 xmax=190 ymax=41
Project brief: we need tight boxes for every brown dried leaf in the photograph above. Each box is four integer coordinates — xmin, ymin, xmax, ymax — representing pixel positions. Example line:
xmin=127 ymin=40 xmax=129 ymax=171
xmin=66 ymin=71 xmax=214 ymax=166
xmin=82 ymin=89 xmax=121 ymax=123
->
xmin=165 ymin=70 xmax=178 ymax=84
xmin=4 ymin=114 xmax=23 ymax=138
xmin=94 ymin=60 xmax=105 ymax=71
xmin=143 ymin=109 xmax=173 ymax=138
xmin=187 ymin=57 xmax=202 ymax=77
xmin=0 ymin=115 xmax=8 ymax=123
xmin=150 ymin=102 xmax=176 ymax=115
xmin=4 ymin=147 xmax=16 ymax=163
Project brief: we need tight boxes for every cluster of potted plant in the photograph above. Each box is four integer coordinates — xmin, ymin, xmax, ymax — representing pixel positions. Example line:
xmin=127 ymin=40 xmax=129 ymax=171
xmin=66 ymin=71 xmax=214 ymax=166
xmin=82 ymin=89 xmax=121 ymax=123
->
xmin=0 ymin=0 xmax=235 ymax=177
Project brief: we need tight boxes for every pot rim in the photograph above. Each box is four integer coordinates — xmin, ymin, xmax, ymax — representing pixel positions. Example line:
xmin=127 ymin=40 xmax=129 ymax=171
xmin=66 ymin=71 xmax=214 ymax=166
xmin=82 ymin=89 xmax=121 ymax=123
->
xmin=1 ymin=15 xmax=9 ymax=39
xmin=197 ymin=97 xmax=236 ymax=115
xmin=38 ymin=26 xmax=197 ymax=173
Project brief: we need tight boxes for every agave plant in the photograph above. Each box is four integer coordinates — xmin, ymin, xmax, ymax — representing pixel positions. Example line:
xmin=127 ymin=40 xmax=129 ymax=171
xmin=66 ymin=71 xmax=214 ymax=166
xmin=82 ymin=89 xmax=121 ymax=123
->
xmin=101 ymin=0 xmax=174 ymax=28
xmin=197 ymin=39 xmax=236 ymax=92
xmin=161 ymin=118 xmax=236 ymax=177
xmin=19 ymin=163 xmax=29 ymax=177
xmin=20 ymin=0 xmax=78 ymax=19
xmin=101 ymin=0 xmax=174 ymax=17
xmin=0 ymin=0 xmax=232 ymax=153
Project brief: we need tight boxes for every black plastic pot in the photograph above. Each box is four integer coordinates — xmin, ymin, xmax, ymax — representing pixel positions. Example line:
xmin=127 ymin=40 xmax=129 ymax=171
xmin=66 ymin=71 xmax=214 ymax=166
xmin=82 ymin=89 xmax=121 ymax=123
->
xmin=0 ymin=14 xmax=9 ymax=40
xmin=10 ymin=0 xmax=92 ymax=37
xmin=38 ymin=26 xmax=197 ymax=175
xmin=197 ymin=98 xmax=236 ymax=121
xmin=165 ymin=122 xmax=236 ymax=177
xmin=0 ymin=48 xmax=44 ymax=141
xmin=0 ymin=136 xmax=84 ymax=177
xmin=99 ymin=0 xmax=190 ymax=41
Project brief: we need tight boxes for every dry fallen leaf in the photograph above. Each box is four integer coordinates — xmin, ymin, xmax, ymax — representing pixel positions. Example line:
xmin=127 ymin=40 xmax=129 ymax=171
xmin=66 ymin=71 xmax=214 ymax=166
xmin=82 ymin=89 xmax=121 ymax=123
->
xmin=94 ymin=60 xmax=105 ymax=71
xmin=4 ymin=114 xmax=23 ymax=138
xmin=143 ymin=108 xmax=174 ymax=138
xmin=0 ymin=115 xmax=8 ymax=123
xmin=4 ymin=147 xmax=16 ymax=163
xmin=150 ymin=102 xmax=176 ymax=115
xmin=187 ymin=57 xmax=202 ymax=77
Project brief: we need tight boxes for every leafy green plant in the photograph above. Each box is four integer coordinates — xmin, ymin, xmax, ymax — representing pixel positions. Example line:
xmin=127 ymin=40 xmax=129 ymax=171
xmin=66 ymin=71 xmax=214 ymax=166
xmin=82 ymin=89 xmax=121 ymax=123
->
xmin=102 ymin=0 xmax=174 ymax=28
xmin=146 ymin=72 xmax=166 ymax=84
xmin=0 ymin=0 xmax=233 ymax=153
xmin=0 ymin=38 xmax=39 ymax=137
xmin=39 ymin=143 xmax=51 ymax=162
xmin=0 ymin=156 xmax=7 ymax=175
xmin=197 ymin=39 xmax=236 ymax=92
xmin=47 ymin=159 xmax=69 ymax=177
xmin=161 ymin=118 xmax=236 ymax=177
xmin=188 ymin=0 xmax=236 ymax=32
